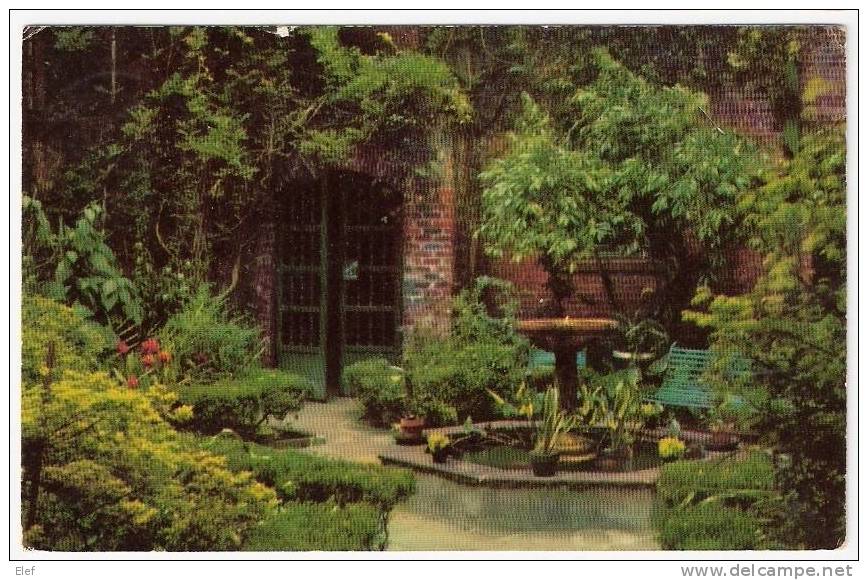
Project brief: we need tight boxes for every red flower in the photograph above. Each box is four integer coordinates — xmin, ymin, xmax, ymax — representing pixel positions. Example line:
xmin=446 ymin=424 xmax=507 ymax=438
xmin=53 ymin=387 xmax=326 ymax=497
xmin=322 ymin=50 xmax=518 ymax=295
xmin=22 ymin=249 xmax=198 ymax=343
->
xmin=158 ymin=350 xmax=171 ymax=364
xmin=141 ymin=338 xmax=160 ymax=355
xmin=141 ymin=354 xmax=155 ymax=367
xmin=126 ymin=376 xmax=139 ymax=389
xmin=116 ymin=340 xmax=130 ymax=355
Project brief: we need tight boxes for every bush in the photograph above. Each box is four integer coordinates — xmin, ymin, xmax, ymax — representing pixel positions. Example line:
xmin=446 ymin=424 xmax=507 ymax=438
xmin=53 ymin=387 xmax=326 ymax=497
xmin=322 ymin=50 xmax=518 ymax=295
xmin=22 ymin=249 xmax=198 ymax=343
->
xmin=22 ymin=296 xmax=108 ymax=384
xmin=656 ymin=451 xmax=775 ymax=507
xmin=406 ymin=338 xmax=525 ymax=425
xmin=204 ymin=438 xmax=415 ymax=510
xmin=180 ymin=369 xmax=311 ymax=437
xmin=242 ymin=502 xmax=384 ymax=551
xmin=22 ymin=370 xmax=277 ymax=551
xmin=343 ymin=358 xmax=406 ymax=426
xmin=660 ymin=503 xmax=763 ymax=550
xmin=401 ymin=277 xmax=529 ymax=426
xmin=655 ymin=452 xmax=779 ymax=550
xmin=159 ymin=285 xmax=263 ymax=383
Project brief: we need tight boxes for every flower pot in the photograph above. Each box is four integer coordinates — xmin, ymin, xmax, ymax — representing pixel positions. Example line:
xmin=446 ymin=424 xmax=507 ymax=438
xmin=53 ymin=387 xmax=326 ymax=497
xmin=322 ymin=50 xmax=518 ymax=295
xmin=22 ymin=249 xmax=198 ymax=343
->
xmin=431 ymin=448 xmax=449 ymax=464
xmin=595 ymin=447 xmax=632 ymax=472
xmin=529 ymin=451 xmax=560 ymax=477
xmin=398 ymin=415 xmax=425 ymax=443
xmin=706 ymin=430 xmax=739 ymax=452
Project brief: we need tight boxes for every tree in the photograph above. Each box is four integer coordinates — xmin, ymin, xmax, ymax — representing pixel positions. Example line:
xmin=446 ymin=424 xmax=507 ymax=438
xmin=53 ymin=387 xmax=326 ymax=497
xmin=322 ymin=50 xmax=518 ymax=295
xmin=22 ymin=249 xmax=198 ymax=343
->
xmin=481 ymin=48 xmax=763 ymax=338
xmin=685 ymin=127 xmax=846 ymax=549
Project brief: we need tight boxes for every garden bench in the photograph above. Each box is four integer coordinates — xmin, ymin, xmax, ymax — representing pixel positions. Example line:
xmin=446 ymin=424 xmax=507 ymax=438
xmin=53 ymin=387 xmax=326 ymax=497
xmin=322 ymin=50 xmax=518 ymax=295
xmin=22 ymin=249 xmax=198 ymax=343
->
xmin=647 ymin=345 xmax=752 ymax=410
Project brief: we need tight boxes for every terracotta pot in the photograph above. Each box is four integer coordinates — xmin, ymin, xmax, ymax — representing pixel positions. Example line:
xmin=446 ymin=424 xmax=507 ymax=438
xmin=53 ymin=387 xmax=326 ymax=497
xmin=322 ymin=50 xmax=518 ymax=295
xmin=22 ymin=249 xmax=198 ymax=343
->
xmin=707 ymin=431 xmax=739 ymax=452
xmin=399 ymin=415 xmax=425 ymax=438
xmin=595 ymin=447 xmax=631 ymax=472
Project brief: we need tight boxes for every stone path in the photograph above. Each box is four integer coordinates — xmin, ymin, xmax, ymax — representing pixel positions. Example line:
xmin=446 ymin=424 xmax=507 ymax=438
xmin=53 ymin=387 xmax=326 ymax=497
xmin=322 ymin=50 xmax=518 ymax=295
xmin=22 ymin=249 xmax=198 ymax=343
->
xmin=288 ymin=397 xmax=392 ymax=464
xmin=286 ymin=398 xmax=661 ymax=551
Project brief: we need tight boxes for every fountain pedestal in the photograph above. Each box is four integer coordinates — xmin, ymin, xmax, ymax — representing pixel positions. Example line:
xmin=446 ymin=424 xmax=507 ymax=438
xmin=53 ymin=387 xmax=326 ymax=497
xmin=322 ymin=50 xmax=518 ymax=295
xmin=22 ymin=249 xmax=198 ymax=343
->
xmin=517 ymin=318 xmax=618 ymax=410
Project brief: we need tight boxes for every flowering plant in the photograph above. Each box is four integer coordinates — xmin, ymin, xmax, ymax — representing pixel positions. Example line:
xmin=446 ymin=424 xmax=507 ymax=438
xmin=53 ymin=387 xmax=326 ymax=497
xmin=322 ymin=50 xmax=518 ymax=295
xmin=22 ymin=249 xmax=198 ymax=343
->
xmin=658 ymin=436 xmax=687 ymax=459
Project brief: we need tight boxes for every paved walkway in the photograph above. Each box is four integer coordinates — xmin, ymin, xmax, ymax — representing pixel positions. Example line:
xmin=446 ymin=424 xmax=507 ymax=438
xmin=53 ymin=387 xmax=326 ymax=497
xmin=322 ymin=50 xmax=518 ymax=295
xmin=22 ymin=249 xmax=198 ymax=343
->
xmin=288 ymin=397 xmax=393 ymax=464
xmin=286 ymin=398 xmax=660 ymax=551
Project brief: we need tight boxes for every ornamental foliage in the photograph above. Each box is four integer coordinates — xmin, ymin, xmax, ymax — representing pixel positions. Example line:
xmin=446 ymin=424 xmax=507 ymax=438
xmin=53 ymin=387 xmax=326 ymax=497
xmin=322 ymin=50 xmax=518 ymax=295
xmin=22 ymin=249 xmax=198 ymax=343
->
xmin=480 ymin=49 xmax=763 ymax=319
xmin=685 ymin=127 xmax=846 ymax=549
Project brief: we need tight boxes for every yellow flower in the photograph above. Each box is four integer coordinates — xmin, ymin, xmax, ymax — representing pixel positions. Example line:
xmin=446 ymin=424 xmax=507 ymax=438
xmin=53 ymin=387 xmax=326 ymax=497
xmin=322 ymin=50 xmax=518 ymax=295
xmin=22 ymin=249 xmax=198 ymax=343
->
xmin=658 ymin=436 xmax=687 ymax=459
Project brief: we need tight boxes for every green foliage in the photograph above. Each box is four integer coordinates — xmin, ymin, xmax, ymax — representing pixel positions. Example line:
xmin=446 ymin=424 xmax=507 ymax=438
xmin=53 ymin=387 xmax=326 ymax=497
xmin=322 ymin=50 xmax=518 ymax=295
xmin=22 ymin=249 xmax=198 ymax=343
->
xmin=159 ymin=285 xmax=263 ymax=383
xmin=402 ymin=278 xmax=529 ymax=425
xmin=22 ymin=296 xmax=108 ymax=385
xmin=656 ymin=452 xmax=775 ymax=507
xmin=728 ymin=27 xmax=804 ymax=153
xmin=23 ymin=197 xmax=143 ymax=325
xmin=242 ymin=502 xmax=384 ymax=551
xmin=481 ymin=50 xmax=763 ymax=321
xmin=57 ymin=26 xmax=467 ymax=313
xmin=660 ymin=503 xmax=764 ymax=550
xmin=405 ymin=336 xmax=526 ymax=426
xmin=532 ymin=387 xmax=576 ymax=454
xmin=203 ymin=438 xmax=414 ymax=510
xmin=305 ymin=28 xmax=471 ymax=164
xmin=22 ymin=370 xmax=277 ymax=551
xmin=656 ymin=452 xmax=777 ymax=550
xmin=576 ymin=367 xmax=645 ymax=453
xmin=180 ymin=369 xmax=310 ymax=437
xmin=342 ymin=358 xmax=406 ymax=426
xmin=684 ymin=127 xmax=846 ymax=549
xmin=52 ymin=27 xmax=96 ymax=52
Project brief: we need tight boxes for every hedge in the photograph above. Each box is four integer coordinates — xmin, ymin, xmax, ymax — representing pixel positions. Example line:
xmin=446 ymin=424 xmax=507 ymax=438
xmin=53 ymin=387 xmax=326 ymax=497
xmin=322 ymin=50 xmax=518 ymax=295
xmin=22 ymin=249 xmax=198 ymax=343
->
xmin=180 ymin=369 xmax=311 ymax=437
xmin=342 ymin=358 xmax=406 ymax=426
xmin=242 ymin=502 xmax=384 ymax=551
xmin=656 ymin=451 xmax=775 ymax=507
xmin=659 ymin=503 xmax=764 ymax=550
xmin=205 ymin=438 xmax=415 ymax=509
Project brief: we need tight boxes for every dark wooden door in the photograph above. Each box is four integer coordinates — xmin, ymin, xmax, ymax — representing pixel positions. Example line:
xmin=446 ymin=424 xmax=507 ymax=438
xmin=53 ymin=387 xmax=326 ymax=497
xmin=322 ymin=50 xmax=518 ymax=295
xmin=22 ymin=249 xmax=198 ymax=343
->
xmin=278 ymin=173 xmax=401 ymax=396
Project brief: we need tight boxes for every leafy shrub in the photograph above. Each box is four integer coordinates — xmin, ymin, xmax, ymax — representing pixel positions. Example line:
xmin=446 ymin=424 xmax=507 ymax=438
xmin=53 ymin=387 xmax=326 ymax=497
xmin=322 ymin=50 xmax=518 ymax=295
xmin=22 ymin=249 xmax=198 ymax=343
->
xmin=656 ymin=451 xmax=775 ymax=507
xmin=406 ymin=337 xmax=527 ymax=425
xmin=22 ymin=370 xmax=277 ymax=551
xmin=180 ymin=369 xmax=311 ymax=437
xmin=242 ymin=502 xmax=383 ymax=551
xmin=23 ymin=197 xmax=143 ymax=325
xmin=655 ymin=452 xmax=779 ymax=550
xmin=204 ymin=438 xmax=414 ymax=510
xmin=159 ymin=285 xmax=263 ymax=382
xmin=342 ymin=358 xmax=406 ymax=426
xmin=401 ymin=277 xmax=529 ymax=426
xmin=22 ymin=296 xmax=109 ymax=384
xmin=660 ymin=503 xmax=763 ymax=550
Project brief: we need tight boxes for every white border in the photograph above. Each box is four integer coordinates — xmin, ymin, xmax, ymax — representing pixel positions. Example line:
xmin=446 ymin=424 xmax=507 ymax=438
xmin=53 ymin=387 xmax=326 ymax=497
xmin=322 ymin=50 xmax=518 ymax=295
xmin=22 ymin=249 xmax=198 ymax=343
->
xmin=3 ymin=7 xmax=861 ymax=569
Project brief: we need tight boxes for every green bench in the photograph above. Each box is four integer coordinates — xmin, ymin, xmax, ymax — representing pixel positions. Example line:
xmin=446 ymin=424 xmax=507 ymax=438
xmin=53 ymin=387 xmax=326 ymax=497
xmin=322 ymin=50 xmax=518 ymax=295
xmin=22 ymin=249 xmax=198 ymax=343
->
xmin=648 ymin=345 xmax=751 ymax=410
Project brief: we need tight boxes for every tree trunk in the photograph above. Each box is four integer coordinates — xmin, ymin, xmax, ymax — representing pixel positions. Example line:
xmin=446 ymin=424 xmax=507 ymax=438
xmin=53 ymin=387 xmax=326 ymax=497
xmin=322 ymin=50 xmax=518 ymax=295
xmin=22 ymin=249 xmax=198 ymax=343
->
xmin=554 ymin=344 xmax=578 ymax=412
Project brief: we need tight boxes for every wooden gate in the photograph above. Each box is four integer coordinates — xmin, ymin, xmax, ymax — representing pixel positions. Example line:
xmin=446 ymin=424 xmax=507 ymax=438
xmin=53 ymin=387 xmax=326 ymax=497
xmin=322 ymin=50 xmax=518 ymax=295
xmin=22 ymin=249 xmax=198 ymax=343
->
xmin=277 ymin=172 xmax=402 ymax=396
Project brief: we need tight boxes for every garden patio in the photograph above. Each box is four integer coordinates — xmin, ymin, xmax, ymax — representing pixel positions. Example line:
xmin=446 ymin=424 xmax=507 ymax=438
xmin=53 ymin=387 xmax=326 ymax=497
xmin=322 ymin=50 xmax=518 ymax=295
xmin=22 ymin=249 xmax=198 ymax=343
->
xmin=19 ymin=24 xmax=846 ymax=552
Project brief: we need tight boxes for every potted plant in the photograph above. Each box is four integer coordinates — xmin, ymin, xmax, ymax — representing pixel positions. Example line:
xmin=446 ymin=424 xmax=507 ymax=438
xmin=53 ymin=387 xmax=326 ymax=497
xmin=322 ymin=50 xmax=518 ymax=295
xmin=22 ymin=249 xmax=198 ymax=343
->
xmin=529 ymin=387 xmax=576 ymax=477
xmin=394 ymin=368 xmax=425 ymax=444
xmin=426 ymin=432 xmax=451 ymax=464
xmin=595 ymin=367 xmax=644 ymax=471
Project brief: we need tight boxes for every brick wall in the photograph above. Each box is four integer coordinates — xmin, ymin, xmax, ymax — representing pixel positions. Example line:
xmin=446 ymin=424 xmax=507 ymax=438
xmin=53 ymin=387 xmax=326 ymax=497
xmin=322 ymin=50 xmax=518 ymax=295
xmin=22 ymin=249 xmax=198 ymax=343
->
xmin=401 ymin=157 xmax=455 ymax=333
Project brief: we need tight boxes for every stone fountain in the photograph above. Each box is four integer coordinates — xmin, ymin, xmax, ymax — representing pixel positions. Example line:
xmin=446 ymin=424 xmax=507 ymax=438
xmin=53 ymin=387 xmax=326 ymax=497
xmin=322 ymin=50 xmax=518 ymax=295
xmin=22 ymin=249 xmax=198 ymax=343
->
xmin=517 ymin=317 xmax=618 ymax=410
